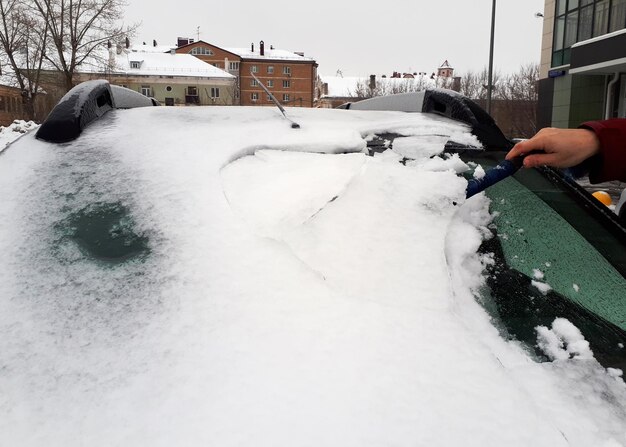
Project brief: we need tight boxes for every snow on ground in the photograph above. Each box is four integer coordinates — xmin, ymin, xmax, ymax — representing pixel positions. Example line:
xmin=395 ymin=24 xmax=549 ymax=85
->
xmin=0 ymin=120 xmax=38 ymax=152
xmin=0 ymin=106 xmax=624 ymax=446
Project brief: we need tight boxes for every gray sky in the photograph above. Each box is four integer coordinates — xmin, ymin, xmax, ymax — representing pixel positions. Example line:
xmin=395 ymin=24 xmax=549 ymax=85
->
xmin=125 ymin=0 xmax=546 ymax=77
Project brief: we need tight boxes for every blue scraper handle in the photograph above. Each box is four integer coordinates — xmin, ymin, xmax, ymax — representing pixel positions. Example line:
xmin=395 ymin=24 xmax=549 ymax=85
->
xmin=465 ymin=156 xmax=524 ymax=198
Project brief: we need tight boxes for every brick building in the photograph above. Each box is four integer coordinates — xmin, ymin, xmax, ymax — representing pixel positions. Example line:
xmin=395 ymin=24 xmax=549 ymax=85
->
xmin=176 ymin=40 xmax=317 ymax=107
xmin=0 ymin=70 xmax=52 ymax=125
xmin=0 ymin=84 xmax=24 ymax=126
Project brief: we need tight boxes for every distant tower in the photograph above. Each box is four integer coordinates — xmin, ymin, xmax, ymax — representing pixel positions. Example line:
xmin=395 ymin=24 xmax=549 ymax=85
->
xmin=437 ymin=60 xmax=454 ymax=78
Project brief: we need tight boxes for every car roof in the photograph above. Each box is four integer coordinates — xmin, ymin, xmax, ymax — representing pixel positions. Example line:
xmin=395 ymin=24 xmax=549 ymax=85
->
xmin=1 ymin=82 xmax=625 ymax=445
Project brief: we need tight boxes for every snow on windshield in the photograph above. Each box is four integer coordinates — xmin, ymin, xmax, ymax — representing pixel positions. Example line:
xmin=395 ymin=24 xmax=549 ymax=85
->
xmin=0 ymin=106 xmax=624 ymax=446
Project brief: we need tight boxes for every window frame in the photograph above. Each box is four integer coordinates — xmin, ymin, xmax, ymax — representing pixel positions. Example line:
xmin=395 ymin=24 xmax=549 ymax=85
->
xmin=552 ymin=0 xmax=626 ymax=67
xmin=190 ymin=47 xmax=214 ymax=56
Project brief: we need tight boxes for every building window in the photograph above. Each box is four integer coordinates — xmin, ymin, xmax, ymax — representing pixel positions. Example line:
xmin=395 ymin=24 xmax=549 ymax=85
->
xmin=283 ymin=66 xmax=291 ymax=75
xmin=251 ymin=65 xmax=258 ymax=73
xmin=188 ymin=86 xmax=198 ymax=96
xmin=283 ymin=94 xmax=290 ymax=102
xmin=140 ymin=86 xmax=151 ymax=97
xmin=190 ymin=47 xmax=213 ymax=55
xmin=130 ymin=61 xmax=141 ymax=69
xmin=251 ymin=92 xmax=259 ymax=101
xmin=267 ymin=95 xmax=272 ymax=102
xmin=165 ymin=98 xmax=174 ymax=106
xmin=251 ymin=79 xmax=258 ymax=87
xmin=283 ymin=80 xmax=291 ymax=88
xmin=610 ymin=0 xmax=626 ymax=31
xmin=229 ymin=61 xmax=240 ymax=70
xmin=166 ymin=86 xmax=172 ymax=92
xmin=267 ymin=80 xmax=274 ymax=88
xmin=210 ymin=87 xmax=220 ymax=98
xmin=267 ymin=65 xmax=274 ymax=74
xmin=594 ymin=0 xmax=610 ymax=36
xmin=552 ymin=0 xmax=626 ymax=67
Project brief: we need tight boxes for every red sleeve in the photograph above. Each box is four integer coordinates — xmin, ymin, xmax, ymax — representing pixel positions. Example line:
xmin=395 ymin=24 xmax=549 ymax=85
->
xmin=579 ymin=119 xmax=626 ymax=183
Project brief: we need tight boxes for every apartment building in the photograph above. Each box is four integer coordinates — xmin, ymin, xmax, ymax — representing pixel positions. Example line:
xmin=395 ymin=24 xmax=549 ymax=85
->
xmin=538 ymin=0 xmax=626 ymax=128
xmin=177 ymin=40 xmax=317 ymax=107
xmin=74 ymin=42 xmax=237 ymax=107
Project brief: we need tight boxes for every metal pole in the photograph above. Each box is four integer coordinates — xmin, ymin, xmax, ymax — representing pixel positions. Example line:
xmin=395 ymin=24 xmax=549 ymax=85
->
xmin=487 ymin=0 xmax=496 ymax=115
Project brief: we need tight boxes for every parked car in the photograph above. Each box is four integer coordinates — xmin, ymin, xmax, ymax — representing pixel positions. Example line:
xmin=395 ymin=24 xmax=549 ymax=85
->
xmin=0 ymin=80 xmax=624 ymax=446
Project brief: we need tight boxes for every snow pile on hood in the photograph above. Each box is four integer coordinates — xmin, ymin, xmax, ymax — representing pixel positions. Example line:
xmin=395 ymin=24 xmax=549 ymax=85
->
xmin=0 ymin=106 xmax=624 ymax=446
xmin=0 ymin=120 xmax=38 ymax=152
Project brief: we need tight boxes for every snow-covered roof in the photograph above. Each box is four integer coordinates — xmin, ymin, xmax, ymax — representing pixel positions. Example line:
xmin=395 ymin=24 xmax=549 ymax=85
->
xmin=82 ymin=49 xmax=235 ymax=79
xmin=1 ymin=105 xmax=624 ymax=444
xmin=131 ymin=43 xmax=177 ymax=54
xmin=226 ymin=46 xmax=315 ymax=62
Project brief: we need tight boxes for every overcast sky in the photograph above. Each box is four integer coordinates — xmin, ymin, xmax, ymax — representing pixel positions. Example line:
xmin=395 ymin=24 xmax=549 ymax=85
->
xmin=125 ymin=0 xmax=546 ymax=77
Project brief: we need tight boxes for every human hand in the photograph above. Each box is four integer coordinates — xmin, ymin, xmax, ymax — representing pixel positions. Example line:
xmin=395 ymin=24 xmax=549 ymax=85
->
xmin=505 ymin=127 xmax=600 ymax=169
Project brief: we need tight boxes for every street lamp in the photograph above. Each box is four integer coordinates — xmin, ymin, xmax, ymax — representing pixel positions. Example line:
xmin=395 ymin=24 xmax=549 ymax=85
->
xmin=487 ymin=0 xmax=496 ymax=115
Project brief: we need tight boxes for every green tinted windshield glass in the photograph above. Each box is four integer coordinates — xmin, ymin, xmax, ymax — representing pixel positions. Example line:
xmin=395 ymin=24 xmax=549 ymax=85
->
xmin=463 ymin=152 xmax=626 ymax=370
xmin=486 ymin=177 xmax=626 ymax=331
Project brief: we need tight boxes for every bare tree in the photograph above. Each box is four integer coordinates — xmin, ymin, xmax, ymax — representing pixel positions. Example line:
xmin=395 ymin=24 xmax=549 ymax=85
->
xmin=499 ymin=63 xmax=539 ymax=137
xmin=458 ymin=67 xmax=502 ymax=100
xmin=31 ymin=0 xmax=133 ymax=92
xmin=352 ymin=76 xmax=431 ymax=99
xmin=0 ymin=0 xmax=49 ymax=120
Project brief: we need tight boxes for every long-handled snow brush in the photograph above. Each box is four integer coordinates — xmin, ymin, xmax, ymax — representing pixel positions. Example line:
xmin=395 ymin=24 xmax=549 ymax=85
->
xmin=465 ymin=156 xmax=525 ymax=198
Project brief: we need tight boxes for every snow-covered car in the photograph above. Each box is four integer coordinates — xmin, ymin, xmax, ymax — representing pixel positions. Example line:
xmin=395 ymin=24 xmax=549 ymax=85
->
xmin=1 ymin=80 xmax=625 ymax=446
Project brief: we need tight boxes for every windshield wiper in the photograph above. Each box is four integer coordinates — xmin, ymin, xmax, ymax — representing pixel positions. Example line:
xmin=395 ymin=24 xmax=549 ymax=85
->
xmin=250 ymin=71 xmax=300 ymax=129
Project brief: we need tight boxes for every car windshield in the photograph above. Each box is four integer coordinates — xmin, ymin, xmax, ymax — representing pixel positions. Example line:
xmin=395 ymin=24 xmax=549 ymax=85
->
xmin=1 ymin=105 xmax=625 ymax=445
xmin=464 ymin=152 xmax=626 ymax=370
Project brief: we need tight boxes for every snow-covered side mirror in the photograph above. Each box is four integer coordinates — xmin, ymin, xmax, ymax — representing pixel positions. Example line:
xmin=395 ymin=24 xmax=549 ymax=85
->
xmin=36 ymin=80 xmax=159 ymax=143
xmin=36 ymin=80 xmax=114 ymax=143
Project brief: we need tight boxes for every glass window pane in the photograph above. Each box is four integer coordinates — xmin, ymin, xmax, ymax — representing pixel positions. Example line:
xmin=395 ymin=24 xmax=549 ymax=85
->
xmin=579 ymin=5 xmax=594 ymax=40
xmin=581 ymin=0 xmax=593 ymax=5
xmin=554 ymin=15 xmax=566 ymax=50
xmin=565 ymin=11 xmax=579 ymax=46
xmin=557 ymin=0 xmax=566 ymax=15
xmin=594 ymin=0 xmax=610 ymax=36
xmin=563 ymin=47 xmax=571 ymax=64
xmin=610 ymin=0 xmax=626 ymax=32
xmin=568 ymin=0 xmax=579 ymax=10
xmin=552 ymin=49 xmax=564 ymax=66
